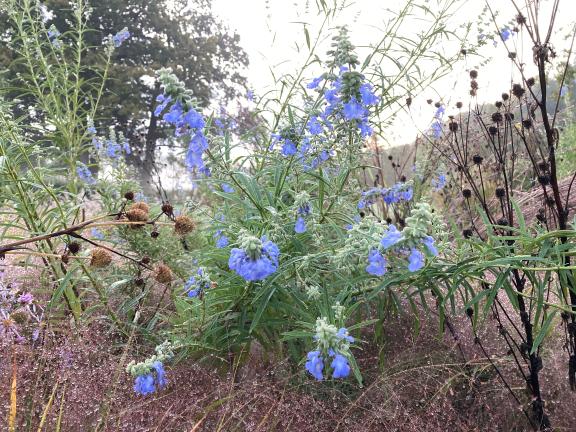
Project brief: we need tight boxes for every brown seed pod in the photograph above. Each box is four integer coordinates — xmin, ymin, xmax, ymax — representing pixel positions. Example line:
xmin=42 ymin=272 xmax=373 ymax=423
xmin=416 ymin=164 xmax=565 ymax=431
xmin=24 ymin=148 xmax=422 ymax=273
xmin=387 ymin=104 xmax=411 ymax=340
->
xmin=174 ymin=215 xmax=196 ymax=236
xmin=161 ymin=202 xmax=174 ymax=217
xmin=154 ymin=264 xmax=173 ymax=284
xmin=90 ymin=248 xmax=112 ymax=268
xmin=68 ymin=241 xmax=81 ymax=254
xmin=129 ymin=201 xmax=150 ymax=214
xmin=126 ymin=208 xmax=148 ymax=223
xmin=124 ymin=191 xmax=135 ymax=200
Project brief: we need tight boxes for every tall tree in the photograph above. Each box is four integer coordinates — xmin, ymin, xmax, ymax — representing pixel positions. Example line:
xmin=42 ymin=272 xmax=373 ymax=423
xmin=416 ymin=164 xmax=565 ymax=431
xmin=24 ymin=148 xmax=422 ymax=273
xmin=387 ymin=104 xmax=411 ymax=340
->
xmin=0 ymin=0 xmax=248 ymax=190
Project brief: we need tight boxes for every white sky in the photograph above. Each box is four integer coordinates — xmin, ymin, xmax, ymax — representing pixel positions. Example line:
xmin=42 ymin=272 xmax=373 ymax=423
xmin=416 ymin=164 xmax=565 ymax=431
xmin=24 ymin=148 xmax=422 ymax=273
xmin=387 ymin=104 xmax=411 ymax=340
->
xmin=212 ymin=0 xmax=575 ymax=146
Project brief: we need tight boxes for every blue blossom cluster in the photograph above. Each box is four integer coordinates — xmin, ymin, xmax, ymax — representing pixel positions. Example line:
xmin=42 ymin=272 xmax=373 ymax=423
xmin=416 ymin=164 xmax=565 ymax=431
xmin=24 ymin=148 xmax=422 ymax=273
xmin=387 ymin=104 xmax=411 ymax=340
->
xmin=184 ymin=268 xmax=211 ymax=298
xmin=228 ymin=235 xmax=280 ymax=281
xmin=76 ymin=163 xmax=95 ymax=184
xmin=357 ymin=182 xmax=413 ymax=209
xmin=294 ymin=201 xmax=311 ymax=234
xmin=305 ymin=319 xmax=354 ymax=381
xmin=154 ymin=91 xmax=210 ymax=176
xmin=89 ymin=127 xmax=131 ymax=162
xmin=134 ymin=361 xmax=167 ymax=395
xmin=307 ymin=66 xmax=379 ymax=138
xmin=112 ymin=27 xmax=130 ymax=47
xmin=431 ymin=173 xmax=447 ymax=191
xmin=430 ymin=105 xmax=445 ymax=139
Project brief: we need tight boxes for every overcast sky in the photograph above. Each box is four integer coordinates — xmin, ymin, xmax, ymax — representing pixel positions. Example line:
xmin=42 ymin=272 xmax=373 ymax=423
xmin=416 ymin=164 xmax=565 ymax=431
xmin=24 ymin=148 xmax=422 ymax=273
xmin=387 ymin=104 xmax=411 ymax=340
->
xmin=212 ymin=0 xmax=575 ymax=146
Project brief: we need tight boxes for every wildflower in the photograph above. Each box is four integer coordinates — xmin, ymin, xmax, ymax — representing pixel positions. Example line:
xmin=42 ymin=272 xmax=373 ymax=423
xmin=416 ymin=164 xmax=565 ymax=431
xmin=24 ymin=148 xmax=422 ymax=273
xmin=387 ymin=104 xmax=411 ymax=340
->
xmin=432 ymin=174 xmax=446 ymax=190
xmin=184 ymin=268 xmax=211 ymax=298
xmin=359 ymin=83 xmax=379 ymax=106
xmin=331 ymin=354 xmax=351 ymax=379
xmin=154 ymin=94 xmax=172 ymax=117
xmin=407 ymin=248 xmax=425 ymax=272
xmin=228 ymin=236 xmax=280 ymax=281
xmin=358 ymin=119 xmax=373 ymax=138
xmin=305 ymin=350 xmax=324 ymax=380
xmin=221 ymin=183 xmax=235 ymax=193
xmin=307 ymin=76 xmax=324 ymax=89
xmin=152 ymin=361 xmax=167 ymax=388
xmin=307 ymin=116 xmax=323 ymax=135
xmin=295 ymin=216 xmax=307 ymax=233
xmin=422 ymin=235 xmax=438 ymax=256
xmin=18 ymin=293 xmax=33 ymax=305
xmin=342 ymin=98 xmax=365 ymax=121
xmin=381 ymin=224 xmax=403 ymax=249
xmin=134 ymin=374 xmax=155 ymax=395
xmin=281 ymin=139 xmax=297 ymax=156
xmin=113 ymin=27 xmax=130 ymax=47
xmin=215 ymin=231 xmax=229 ymax=248
xmin=246 ymin=89 xmax=254 ymax=101
xmin=337 ymin=327 xmax=354 ymax=343
xmin=431 ymin=121 xmax=442 ymax=138
xmin=366 ymin=249 xmax=386 ymax=276
xmin=500 ymin=27 xmax=512 ymax=41
xmin=91 ymin=228 xmax=104 ymax=240
xmin=76 ymin=164 xmax=95 ymax=184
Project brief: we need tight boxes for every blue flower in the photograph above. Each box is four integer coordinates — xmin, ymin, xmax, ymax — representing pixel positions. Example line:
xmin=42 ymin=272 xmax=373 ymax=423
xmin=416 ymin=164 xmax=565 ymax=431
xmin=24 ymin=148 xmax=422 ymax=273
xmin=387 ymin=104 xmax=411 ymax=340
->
xmin=134 ymin=374 xmax=155 ymax=395
xmin=246 ymin=89 xmax=254 ymax=101
xmin=358 ymin=119 xmax=373 ymax=138
xmin=422 ymin=235 xmax=438 ymax=256
xmin=307 ymin=76 xmax=324 ymax=89
xmin=343 ymin=98 xmax=366 ymax=121
xmin=152 ymin=361 xmax=167 ymax=389
xmin=281 ymin=139 xmax=297 ymax=156
xmin=366 ymin=249 xmax=387 ymax=276
xmin=76 ymin=164 xmax=95 ymax=184
xmin=216 ymin=234 xmax=229 ymax=248
xmin=91 ymin=228 xmax=104 ymax=240
xmin=408 ymin=248 xmax=425 ymax=272
xmin=154 ymin=94 xmax=172 ymax=117
xmin=402 ymin=187 xmax=413 ymax=201
xmin=112 ymin=28 xmax=130 ymax=47
xmin=381 ymin=224 xmax=403 ymax=249
xmin=228 ymin=238 xmax=280 ymax=281
xmin=184 ymin=108 xmax=205 ymax=130
xmin=305 ymin=350 xmax=324 ymax=380
xmin=500 ymin=27 xmax=512 ymax=41
xmin=431 ymin=121 xmax=442 ymax=138
xmin=221 ymin=183 xmax=235 ymax=193
xmin=337 ymin=327 xmax=354 ymax=343
xmin=307 ymin=116 xmax=323 ymax=135
xmin=331 ymin=354 xmax=350 ymax=379
xmin=295 ymin=216 xmax=307 ymax=233
xmin=431 ymin=174 xmax=446 ymax=190
xmin=359 ymin=83 xmax=379 ymax=106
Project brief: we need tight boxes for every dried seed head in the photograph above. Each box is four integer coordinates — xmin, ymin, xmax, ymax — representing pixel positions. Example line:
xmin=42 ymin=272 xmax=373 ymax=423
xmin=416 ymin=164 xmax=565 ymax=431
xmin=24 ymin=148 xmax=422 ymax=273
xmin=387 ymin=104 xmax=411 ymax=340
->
xmin=124 ymin=191 xmax=135 ymax=201
xmin=174 ymin=215 xmax=196 ymax=236
xmin=497 ymin=217 xmax=509 ymax=226
xmin=434 ymin=101 xmax=441 ymax=108
xmin=140 ymin=256 xmax=151 ymax=265
xmin=526 ymin=77 xmax=535 ymax=87
xmin=90 ymin=248 xmax=112 ymax=268
xmin=504 ymin=112 xmax=514 ymax=121
xmin=456 ymin=101 xmax=463 ymax=109
xmin=491 ymin=112 xmax=503 ymax=123
xmin=130 ymin=202 xmax=150 ymax=214
xmin=151 ymin=230 xmax=160 ymax=239
xmin=470 ymin=79 xmax=478 ymax=90
xmin=512 ymin=83 xmax=525 ymax=98
xmin=466 ymin=307 xmax=474 ymax=317
xmin=400 ymin=175 xmax=407 ymax=183
xmin=508 ymin=52 xmax=517 ymax=59
xmin=469 ymin=89 xmax=477 ymax=97
xmin=516 ymin=13 xmax=526 ymax=25
xmin=161 ymin=202 xmax=174 ymax=217
xmin=68 ymin=241 xmax=81 ymax=254
xmin=501 ymin=92 xmax=509 ymax=101
xmin=134 ymin=277 xmax=145 ymax=287
xmin=126 ymin=208 xmax=148 ymax=223
xmin=406 ymin=97 xmax=412 ymax=107
xmin=469 ymin=70 xmax=478 ymax=79
xmin=154 ymin=264 xmax=173 ymax=284
xmin=522 ymin=119 xmax=533 ymax=129
xmin=495 ymin=187 xmax=506 ymax=198
xmin=495 ymin=101 xmax=503 ymax=109
xmin=472 ymin=154 xmax=484 ymax=165
xmin=488 ymin=126 xmax=498 ymax=135
xmin=537 ymin=161 xmax=549 ymax=172
xmin=388 ymin=155 xmax=393 ymax=160
xmin=536 ymin=212 xmax=546 ymax=223
xmin=538 ymin=175 xmax=550 ymax=186
xmin=463 ymin=229 xmax=473 ymax=239
xmin=449 ymin=121 xmax=459 ymax=132
xmin=460 ymin=48 xmax=467 ymax=56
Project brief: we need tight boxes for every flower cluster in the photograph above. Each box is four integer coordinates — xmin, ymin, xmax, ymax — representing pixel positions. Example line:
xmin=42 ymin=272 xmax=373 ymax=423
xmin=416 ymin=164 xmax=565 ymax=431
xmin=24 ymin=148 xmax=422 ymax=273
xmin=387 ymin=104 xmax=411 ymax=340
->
xmin=357 ymin=182 xmax=413 ymax=209
xmin=126 ymin=341 xmax=174 ymax=396
xmin=430 ymin=104 xmax=445 ymax=139
xmin=184 ymin=268 xmax=211 ymax=298
xmin=0 ymin=279 xmax=42 ymax=343
xmin=112 ymin=27 xmax=130 ymax=47
xmin=90 ymin=126 xmax=131 ymax=162
xmin=293 ymin=191 xmax=312 ymax=234
xmin=47 ymin=24 xmax=61 ymax=49
xmin=305 ymin=317 xmax=354 ymax=381
xmin=76 ymin=163 xmax=95 ymax=184
xmin=228 ymin=233 xmax=280 ymax=281
xmin=154 ymin=68 xmax=209 ymax=176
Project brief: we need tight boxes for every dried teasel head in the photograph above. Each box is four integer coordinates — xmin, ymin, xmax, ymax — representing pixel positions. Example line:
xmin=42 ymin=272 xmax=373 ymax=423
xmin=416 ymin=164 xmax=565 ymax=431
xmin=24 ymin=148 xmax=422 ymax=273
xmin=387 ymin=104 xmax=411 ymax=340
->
xmin=511 ymin=83 xmax=525 ymax=98
xmin=174 ymin=215 xmax=196 ymax=236
xmin=154 ymin=264 xmax=173 ymax=284
xmin=161 ymin=202 xmax=174 ymax=217
xmin=90 ymin=248 xmax=112 ymax=268
xmin=124 ymin=191 xmax=135 ymax=201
